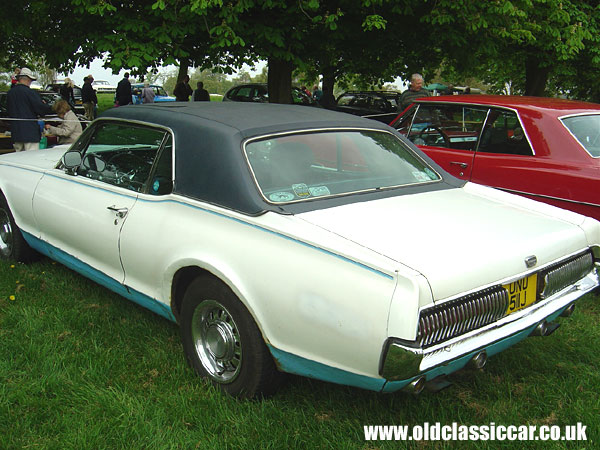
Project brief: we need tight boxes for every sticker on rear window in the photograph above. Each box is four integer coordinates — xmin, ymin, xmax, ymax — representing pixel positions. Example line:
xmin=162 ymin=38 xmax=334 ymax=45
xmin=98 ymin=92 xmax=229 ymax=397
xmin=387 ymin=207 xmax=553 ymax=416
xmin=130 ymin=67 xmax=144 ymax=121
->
xmin=309 ymin=186 xmax=330 ymax=197
xmin=292 ymin=183 xmax=311 ymax=198
xmin=269 ymin=192 xmax=295 ymax=202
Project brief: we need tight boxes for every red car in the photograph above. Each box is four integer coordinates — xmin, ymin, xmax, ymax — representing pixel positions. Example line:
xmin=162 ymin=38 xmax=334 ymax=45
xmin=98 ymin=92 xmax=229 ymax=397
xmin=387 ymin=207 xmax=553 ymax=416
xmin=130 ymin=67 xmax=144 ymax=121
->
xmin=390 ymin=95 xmax=600 ymax=221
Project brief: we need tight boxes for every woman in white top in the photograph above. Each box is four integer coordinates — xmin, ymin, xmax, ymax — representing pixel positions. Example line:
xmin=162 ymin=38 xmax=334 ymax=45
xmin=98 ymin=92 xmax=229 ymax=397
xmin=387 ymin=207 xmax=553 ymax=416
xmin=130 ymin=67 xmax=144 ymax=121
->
xmin=44 ymin=100 xmax=83 ymax=144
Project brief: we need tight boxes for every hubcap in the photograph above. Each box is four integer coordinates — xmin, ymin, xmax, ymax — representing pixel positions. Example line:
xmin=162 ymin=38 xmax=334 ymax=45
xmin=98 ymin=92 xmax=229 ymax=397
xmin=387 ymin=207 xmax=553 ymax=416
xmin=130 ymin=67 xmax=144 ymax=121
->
xmin=191 ymin=300 xmax=242 ymax=383
xmin=0 ymin=210 xmax=13 ymax=258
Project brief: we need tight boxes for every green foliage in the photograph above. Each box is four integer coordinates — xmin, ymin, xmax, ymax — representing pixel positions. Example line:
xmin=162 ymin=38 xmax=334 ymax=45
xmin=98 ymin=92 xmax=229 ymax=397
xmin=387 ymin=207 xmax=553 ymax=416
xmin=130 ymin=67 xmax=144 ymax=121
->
xmin=1 ymin=259 xmax=600 ymax=448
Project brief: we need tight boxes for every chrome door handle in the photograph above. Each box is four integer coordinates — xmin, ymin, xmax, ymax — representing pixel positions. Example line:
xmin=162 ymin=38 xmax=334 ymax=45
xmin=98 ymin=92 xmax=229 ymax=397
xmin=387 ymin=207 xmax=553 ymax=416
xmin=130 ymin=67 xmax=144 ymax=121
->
xmin=107 ymin=205 xmax=129 ymax=218
xmin=450 ymin=161 xmax=468 ymax=169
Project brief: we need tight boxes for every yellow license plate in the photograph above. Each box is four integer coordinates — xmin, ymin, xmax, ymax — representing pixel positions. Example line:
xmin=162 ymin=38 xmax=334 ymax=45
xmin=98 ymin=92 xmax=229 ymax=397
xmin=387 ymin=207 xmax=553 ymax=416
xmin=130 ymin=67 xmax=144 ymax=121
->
xmin=503 ymin=273 xmax=537 ymax=314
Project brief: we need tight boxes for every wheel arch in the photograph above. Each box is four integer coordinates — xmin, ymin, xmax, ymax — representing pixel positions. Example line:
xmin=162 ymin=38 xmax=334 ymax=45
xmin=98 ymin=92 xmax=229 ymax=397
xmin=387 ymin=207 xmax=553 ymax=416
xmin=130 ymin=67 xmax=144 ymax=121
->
xmin=170 ymin=265 xmax=264 ymax=337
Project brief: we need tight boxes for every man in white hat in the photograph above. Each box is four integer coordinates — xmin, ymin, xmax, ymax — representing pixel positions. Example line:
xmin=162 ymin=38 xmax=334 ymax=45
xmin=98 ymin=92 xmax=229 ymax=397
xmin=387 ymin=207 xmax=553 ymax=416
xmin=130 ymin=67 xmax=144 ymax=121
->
xmin=7 ymin=68 xmax=52 ymax=151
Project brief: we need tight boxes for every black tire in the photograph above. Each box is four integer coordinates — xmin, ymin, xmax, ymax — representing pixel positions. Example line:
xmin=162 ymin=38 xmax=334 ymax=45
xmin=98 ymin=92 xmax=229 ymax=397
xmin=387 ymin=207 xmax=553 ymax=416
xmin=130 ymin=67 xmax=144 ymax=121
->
xmin=180 ymin=275 xmax=283 ymax=398
xmin=0 ymin=194 xmax=35 ymax=262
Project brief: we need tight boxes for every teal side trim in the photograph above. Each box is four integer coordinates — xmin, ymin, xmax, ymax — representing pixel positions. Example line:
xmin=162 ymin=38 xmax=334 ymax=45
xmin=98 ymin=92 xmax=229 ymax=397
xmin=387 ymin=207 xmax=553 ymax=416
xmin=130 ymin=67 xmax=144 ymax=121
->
xmin=381 ymin=323 xmax=539 ymax=393
xmin=21 ymin=231 xmax=176 ymax=322
xmin=268 ymin=345 xmax=386 ymax=392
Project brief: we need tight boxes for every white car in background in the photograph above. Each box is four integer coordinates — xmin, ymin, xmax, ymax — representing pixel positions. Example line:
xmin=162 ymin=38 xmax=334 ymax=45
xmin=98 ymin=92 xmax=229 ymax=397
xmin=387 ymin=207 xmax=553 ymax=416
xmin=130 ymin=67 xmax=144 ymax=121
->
xmin=92 ymin=80 xmax=117 ymax=93
xmin=0 ymin=103 xmax=598 ymax=398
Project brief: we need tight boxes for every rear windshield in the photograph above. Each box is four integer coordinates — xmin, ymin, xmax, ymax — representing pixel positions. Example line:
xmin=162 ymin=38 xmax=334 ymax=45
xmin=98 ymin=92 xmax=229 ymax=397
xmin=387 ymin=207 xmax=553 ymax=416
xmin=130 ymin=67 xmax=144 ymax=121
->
xmin=561 ymin=114 xmax=600 ymax=157
xmin=245 ymin=130 xmax=440 ymax=204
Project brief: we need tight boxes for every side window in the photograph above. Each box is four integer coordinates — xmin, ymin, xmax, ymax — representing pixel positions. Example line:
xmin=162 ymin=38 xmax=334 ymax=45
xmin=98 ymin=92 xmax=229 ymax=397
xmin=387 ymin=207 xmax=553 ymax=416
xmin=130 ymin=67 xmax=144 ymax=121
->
xmin=406 ymin=104 xmax=487 ymax=150
xmin=77 ymin=122 xmax=168 ymax=193
xmin=234 ymin=87 xmax=252 ymax=100
xmin=147 ymin=134 xmax=173 ymax=195
xmin=337 ymin=94 xmax=355 ymax=107
xmin=393 ymin=105 xmax=417 ymax=136
xmin=478 ymin=109 xmax=533 ymax=156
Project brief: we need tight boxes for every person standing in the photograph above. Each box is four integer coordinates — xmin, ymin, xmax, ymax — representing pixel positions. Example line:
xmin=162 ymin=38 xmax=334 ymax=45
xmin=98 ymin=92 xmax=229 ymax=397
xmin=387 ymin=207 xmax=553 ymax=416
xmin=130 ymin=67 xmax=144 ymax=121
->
xmin=44 ymin=100 xmax=83 ymax=144
xmin=81 ymin=75 xmax=97 ymax=121
xmin=173 ymin=75 xmax=193 ymax=102
xmin=141 ymin=82 xmax=156 ymax=103
xmin=399 ymin=73 xmax=430 ymax=110
xmin=59 ymin=78 xmax=76 ymax=109
xmin=192 ymin=81 xmax=210 ymax=101
xmin=115 ymin=72 xmax=133 ymax=106
xmin=312 ymin=85 xmax=323 ymax=103
xmin=7 ymin=68 xmax=52 ymax=151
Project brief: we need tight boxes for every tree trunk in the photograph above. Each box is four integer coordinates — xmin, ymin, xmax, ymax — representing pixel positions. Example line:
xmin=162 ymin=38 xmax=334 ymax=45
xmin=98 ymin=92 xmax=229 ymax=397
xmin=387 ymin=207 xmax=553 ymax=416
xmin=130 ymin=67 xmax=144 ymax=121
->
xmin=320 ymin=66 xmax=336 ymax=107
xmin=524 ymin=56 xmax=549 ymax=97
xmin=177 ymin=58 xmax=190 ymax=84
xmin=267 ymin=57 xmax=293 ymax=104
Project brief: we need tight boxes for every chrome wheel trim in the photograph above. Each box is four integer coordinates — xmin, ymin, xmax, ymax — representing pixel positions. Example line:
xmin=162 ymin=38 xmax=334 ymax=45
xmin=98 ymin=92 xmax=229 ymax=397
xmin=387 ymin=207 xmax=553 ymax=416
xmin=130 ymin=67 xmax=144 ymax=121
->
xmin=191 ymin=299 xmax=242 ymax=383
xmin=0 ymin=209 xmax=13 ymax=258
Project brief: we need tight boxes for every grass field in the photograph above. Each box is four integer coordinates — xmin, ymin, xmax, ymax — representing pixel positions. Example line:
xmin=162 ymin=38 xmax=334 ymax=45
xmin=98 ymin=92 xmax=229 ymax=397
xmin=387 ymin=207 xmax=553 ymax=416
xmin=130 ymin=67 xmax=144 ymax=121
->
xmin=1 ymin=257 xmax=599 ymax=449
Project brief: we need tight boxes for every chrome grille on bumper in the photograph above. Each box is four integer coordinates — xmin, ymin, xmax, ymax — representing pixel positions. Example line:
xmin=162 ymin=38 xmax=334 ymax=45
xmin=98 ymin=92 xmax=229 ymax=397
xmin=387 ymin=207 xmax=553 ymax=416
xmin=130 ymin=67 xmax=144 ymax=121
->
xmin=417 ymin=286 xmax=508 ymax=347
xmin=417 ymin=250 xmax=595 ymax=349
xmin=540 ymin=251 xmax=594 ymax=299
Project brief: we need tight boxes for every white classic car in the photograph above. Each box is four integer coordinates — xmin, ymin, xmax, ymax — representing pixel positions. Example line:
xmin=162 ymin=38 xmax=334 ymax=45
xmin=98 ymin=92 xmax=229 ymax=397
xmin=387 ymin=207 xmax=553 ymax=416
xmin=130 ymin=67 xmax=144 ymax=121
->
xmin=91 ymin=80 xmax=117 ymax=93
xmin=0 ymin=103 xmax=598 ymax=398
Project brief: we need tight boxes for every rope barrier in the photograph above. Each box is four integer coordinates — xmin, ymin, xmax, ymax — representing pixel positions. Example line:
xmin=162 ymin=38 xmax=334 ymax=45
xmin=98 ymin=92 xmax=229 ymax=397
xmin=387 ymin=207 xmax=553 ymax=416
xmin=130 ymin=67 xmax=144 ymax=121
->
xmin=2 ymin=117 xmax=92 ymax=123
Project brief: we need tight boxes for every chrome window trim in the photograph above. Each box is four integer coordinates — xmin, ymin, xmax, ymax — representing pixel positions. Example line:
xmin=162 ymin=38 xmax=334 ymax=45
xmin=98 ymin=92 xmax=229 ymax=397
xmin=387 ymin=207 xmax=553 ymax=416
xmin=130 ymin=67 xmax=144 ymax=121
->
xmin=80 ymin=117 xmax=177 ymax=188
xmin=557 ymin=112 xmax=600 ymax=159
xmin=243 ymin=127 xmax=443 ymax=205
xmin=413 ymin=102 xmax=537 ymax=156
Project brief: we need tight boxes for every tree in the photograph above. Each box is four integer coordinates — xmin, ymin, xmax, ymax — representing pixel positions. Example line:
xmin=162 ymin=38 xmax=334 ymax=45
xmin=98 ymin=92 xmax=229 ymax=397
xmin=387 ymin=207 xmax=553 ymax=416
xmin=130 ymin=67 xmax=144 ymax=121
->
xmin=421 ymin=0 xmax=600 ymax=96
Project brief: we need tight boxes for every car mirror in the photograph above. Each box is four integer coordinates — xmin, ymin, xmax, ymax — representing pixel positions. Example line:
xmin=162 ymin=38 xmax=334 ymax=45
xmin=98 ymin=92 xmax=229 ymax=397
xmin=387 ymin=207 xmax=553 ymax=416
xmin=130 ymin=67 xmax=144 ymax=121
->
xmin=82 ymin=154 xmax=106 ymax=172
xmin=62 ymin=151 xmax=82 ymax=169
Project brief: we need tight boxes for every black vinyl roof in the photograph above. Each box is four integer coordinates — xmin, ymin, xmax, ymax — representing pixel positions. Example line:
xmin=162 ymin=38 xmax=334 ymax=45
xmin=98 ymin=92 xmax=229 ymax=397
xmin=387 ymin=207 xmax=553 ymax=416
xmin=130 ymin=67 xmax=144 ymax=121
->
xmin=101 ymin=102 xmax=460 ymax=215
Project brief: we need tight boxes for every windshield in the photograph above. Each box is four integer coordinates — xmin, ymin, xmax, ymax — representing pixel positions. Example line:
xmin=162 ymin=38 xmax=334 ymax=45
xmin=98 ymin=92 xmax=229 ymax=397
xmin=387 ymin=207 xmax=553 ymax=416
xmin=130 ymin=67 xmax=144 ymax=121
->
xmin=561 ymin=114 xmax=600 ymax=157
xmin=245 ymin=130 xmax=440 ymax=204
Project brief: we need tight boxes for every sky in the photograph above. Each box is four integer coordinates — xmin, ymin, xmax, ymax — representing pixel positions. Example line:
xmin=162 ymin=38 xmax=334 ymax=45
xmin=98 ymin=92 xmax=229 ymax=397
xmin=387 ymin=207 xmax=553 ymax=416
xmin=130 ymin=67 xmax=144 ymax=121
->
xmin=61 ymin=58 xmax=267 ymax=86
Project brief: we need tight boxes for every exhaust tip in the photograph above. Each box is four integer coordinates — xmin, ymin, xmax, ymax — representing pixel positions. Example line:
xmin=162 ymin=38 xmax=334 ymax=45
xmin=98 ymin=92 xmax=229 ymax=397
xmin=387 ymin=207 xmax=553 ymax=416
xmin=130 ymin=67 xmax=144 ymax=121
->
xmin=469 ymin=351 xmax=487 ymax=369
xmin=560 ymin=304 xmax=575 ymax=318
xmin=530 ymin=321 xmax=561 ymax=337
xmin=403 ymin=376 xmax=426 ymax=395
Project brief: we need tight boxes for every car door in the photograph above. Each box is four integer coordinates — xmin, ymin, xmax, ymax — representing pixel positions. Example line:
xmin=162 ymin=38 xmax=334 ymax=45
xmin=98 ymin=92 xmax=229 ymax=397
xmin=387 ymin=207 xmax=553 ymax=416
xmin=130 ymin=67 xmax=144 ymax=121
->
xmin=32 ymin=120 xmax=169 ymax=285
xmin=396 ymin=103 xmax=488 ymax=180
xmin=470 ymin=108 xmax=540 ymax=193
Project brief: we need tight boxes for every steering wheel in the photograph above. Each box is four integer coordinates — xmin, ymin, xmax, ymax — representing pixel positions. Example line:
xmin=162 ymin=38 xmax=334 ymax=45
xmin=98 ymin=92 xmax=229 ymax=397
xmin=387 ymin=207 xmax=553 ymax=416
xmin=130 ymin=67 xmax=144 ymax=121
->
xmin=106 ymin=151 xmax=149 ymax=191
xmin=418 ymin=125 xmax=450 ymax=147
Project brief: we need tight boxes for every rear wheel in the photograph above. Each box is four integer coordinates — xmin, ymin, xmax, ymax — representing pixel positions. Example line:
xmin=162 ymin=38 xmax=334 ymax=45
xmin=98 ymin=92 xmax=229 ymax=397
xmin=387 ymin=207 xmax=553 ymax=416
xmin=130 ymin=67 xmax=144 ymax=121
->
xmin=180 ymin=275 xmax=283 ymax=398
xmin=0 ymin=194 xmax=34 ymax=262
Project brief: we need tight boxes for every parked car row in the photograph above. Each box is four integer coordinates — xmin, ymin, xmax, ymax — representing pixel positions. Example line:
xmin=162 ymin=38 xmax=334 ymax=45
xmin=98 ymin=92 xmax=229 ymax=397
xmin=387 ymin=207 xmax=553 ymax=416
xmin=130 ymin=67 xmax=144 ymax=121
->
xmin=0 ymin=102 xmax=597 ymax=399
xmin=131 ymin=84 xmax=175 ymax=104
xmin=328 ymin=90 xmax=403 ymax=123
xmin=223 ymin=83 xmax=318 ymax=106
xmin=390 ymin=95 xmax=600 ymax=222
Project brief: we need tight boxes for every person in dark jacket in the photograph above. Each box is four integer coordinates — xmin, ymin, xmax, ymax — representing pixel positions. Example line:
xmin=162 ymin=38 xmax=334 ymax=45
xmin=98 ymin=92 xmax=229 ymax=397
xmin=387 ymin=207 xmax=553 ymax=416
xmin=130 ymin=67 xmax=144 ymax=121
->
xmin=7 ymin=68 xmax=52 ymax=151
xmin=173 ymin=75 xmax=193 ymax=102
xmin=81 ymin=75 xmax=98 ymax=121
xmin=399 ymin=73 xmax=430 ymax=110
xmin=192 ymin=81 xmax=210 ymax=101
xmin=115 ymin=72 xmax=133 ymax=106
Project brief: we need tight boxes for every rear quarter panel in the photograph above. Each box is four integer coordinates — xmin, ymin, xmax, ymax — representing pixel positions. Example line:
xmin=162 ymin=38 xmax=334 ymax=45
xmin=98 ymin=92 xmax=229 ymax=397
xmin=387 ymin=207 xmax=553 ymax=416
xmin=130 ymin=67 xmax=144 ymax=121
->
xmin=118 ymin=195 xmax=404 ymax=378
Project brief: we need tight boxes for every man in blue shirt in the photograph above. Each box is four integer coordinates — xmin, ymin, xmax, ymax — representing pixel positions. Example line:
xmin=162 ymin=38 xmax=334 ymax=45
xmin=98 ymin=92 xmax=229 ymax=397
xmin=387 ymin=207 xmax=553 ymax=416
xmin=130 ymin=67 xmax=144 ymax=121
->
xmin=7 ymin=68 xmax=52 ymax=151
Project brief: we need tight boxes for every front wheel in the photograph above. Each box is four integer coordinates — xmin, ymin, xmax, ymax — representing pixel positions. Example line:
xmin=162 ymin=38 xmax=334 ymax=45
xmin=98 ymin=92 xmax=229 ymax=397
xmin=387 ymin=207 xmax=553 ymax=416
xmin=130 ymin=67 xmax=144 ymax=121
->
xmin=0 ymin=194 xmax=35 ymax=262
xmin=180 ymin=275 xmax=283 ymax=398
